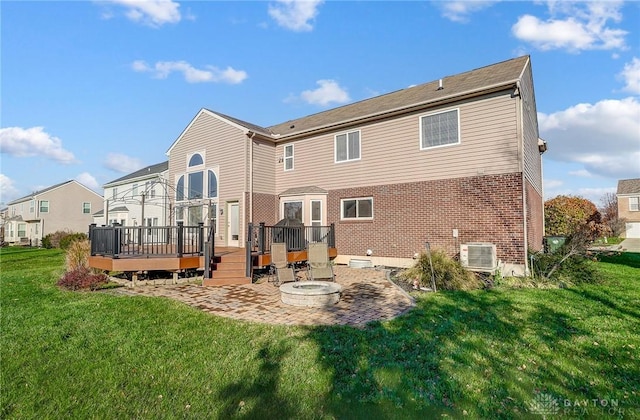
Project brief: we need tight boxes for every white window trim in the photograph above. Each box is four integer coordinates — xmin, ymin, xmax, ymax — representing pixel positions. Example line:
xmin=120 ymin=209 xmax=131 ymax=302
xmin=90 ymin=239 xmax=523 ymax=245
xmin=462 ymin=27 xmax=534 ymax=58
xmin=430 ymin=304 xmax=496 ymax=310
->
xmin=630 ymin=196 xmax=640 ymax=211
xmin=82 ymin=202 xmax=91 ymax=214
xmin=281 ymin=200 xmax=304 ymax=222
xmin=284 ymin=144 xmax=294 ymax=171
xmin=176 ymin=165 xmax=220 ymax=203
xmin=340 ymin=197 xmax=374 ymax=221
xmin=334 ymin=129 xmax=362 ymax=163
xmin=310 ymin=199 xmax=322 ymax=225
xmin=187 ymin=151 xmax=206 ymax=168
xmin=419 ymin=108 xmax=461 ymax=151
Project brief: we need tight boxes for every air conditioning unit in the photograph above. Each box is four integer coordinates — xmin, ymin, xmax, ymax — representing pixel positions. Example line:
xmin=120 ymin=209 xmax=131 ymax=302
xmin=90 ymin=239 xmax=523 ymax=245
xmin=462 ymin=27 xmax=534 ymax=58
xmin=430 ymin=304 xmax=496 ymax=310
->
xmin=460 ymin=243 xmax=497 ymax=271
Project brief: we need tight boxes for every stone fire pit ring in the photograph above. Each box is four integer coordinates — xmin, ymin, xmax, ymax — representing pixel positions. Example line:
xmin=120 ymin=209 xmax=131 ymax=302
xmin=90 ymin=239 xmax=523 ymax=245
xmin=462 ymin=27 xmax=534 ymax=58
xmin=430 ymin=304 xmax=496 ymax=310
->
xmin=279 ymin=281 xmax=343 ymax=307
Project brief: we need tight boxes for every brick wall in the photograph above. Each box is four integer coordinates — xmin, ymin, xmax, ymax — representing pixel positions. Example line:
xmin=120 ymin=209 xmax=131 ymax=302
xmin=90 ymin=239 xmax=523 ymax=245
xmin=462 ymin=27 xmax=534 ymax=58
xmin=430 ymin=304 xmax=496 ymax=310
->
xmin=327 ymin=173 xmax=528 ymax=265
xmin=249 ymin=192 xmax=279 ymax=226
xmin=525 ymin=179 xmax=544 ymax=253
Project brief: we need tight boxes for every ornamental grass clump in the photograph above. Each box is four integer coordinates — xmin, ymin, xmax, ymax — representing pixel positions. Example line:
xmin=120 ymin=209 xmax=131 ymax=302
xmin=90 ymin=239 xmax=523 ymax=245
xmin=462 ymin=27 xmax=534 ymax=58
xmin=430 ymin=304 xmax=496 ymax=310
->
xmin=57 ymin=239 xmax=108 ymax=290
xmin=400 ymin=248 xmax=484 ymax=291
xmin=65 ymin=239 xmax=91 ymax=272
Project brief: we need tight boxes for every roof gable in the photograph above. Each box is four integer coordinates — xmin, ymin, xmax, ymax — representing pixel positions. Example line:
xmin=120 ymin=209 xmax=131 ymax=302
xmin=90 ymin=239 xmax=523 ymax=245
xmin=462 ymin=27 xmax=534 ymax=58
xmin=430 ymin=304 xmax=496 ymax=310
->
xmin=7 ymin=180 xmax=101 ymax=204
xmin=165 ymin=108 xmax=264 ymax=156
xmin=617 ymin=178 xmax=640 ymax=195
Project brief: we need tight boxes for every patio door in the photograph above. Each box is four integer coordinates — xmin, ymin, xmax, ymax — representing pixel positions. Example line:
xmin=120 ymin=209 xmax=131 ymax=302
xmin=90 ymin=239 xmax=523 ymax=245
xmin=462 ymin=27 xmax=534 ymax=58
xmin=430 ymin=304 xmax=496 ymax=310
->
xmin=227 ymin=202 xmax=240 ymax=247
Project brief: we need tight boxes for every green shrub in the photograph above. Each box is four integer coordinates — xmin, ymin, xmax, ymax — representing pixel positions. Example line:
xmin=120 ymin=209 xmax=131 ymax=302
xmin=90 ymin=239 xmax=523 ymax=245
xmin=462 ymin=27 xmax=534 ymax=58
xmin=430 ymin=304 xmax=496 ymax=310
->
xmin=400 ymin=248 xmax=484 ymax=291
xmin=60 ymin=233 xmax=88 ymax=250
xmin=42 ymin=231 xmax=86 ymax=249
xmin=57 ymin=267 xmax=108 ymax=291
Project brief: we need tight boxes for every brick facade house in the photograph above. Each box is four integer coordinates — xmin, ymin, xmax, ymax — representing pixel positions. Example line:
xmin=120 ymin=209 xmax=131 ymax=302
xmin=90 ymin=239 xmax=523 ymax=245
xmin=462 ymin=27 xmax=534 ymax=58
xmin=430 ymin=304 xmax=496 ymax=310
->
xmin=164 ymin=55 xmax=545 ymax=275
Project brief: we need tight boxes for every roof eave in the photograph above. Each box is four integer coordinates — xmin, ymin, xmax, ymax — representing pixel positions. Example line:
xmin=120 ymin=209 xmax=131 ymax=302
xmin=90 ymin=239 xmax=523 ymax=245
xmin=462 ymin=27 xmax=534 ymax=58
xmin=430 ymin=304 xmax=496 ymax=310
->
xmin=271 ymin=81 xmax=519 ymax=142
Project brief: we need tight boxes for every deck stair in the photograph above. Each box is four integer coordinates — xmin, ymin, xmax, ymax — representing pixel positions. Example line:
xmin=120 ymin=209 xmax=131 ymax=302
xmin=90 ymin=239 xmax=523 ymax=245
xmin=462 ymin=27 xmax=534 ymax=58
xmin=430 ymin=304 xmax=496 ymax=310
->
xmin=203 ymin=248 xmax=252 ymax=286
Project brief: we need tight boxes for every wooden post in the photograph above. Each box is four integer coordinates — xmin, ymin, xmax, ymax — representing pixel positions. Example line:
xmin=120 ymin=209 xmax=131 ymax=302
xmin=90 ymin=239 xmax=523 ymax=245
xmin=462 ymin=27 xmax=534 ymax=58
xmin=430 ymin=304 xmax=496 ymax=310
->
xmin=198 ymin=222 xmax=204 ymax=256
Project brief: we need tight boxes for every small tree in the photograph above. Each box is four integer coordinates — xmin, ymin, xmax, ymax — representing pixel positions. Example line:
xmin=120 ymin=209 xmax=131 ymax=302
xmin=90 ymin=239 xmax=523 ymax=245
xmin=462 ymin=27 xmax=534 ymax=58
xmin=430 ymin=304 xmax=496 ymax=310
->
xmin=599 ymin=192 xmax=626 ymax=237
xmin=544 ymin=195 xmax=605 ymax=238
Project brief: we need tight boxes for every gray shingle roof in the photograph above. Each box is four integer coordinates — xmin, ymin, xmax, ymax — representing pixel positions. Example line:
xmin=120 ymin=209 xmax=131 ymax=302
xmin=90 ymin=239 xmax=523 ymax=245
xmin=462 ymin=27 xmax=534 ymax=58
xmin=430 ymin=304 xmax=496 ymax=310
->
xmin=7 ymin=180 xmax=74 ymax=205
xmin=104 ymin=161 xmax=168 ymax=187
xmin=266 ymin=55 xmax=530 ymax=138
xmin=617 ymin=178 xmax=640 ymax=195
xmin=279 ymin=186 xmax=328 ymax=196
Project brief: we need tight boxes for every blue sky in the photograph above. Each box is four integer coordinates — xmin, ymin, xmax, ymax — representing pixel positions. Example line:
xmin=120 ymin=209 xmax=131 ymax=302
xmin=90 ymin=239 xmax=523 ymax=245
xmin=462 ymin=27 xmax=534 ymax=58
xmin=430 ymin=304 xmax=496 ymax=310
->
xmin=1 ymin=0 xmax=639 ymax=208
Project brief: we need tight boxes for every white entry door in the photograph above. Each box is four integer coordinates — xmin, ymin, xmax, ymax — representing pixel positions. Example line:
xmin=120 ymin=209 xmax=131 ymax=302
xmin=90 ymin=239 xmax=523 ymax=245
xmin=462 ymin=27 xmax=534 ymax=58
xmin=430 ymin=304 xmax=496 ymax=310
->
xmin=228 ymin=202 xmax=240 ymax=247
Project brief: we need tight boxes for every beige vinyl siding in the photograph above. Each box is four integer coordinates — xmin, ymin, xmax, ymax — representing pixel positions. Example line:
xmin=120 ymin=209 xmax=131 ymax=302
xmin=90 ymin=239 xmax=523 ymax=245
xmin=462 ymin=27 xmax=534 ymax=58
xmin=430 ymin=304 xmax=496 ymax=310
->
xmin=168 ymin=112 xmax=247 ymax=203
xmin=276 ymin=90 xmax=519 ymax=192
xmin=39 ymin=183 xmax=103 ymax=235
xmin=251 ymin=138 xmax=276 ymax=194
xmin=520 ymin=62 xmax=543 ymax=195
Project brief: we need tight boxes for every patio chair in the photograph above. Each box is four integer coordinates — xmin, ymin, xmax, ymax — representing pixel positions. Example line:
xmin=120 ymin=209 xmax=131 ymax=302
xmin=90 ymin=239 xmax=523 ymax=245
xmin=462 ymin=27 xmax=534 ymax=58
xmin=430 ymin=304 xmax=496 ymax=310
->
xmin=307 ymin=242 xmax=335 ymax=281
xmin=270 ymin=242 xmax=296 ymax=286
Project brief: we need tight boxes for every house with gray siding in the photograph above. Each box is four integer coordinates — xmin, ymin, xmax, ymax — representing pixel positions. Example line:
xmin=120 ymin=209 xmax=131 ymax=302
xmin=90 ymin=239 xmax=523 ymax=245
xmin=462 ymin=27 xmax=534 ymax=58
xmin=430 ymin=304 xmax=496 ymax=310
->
xmin=166 ymin=55 xmax=546 ymax=275
xmin=4 ymin=180 xmax=103 ymax=246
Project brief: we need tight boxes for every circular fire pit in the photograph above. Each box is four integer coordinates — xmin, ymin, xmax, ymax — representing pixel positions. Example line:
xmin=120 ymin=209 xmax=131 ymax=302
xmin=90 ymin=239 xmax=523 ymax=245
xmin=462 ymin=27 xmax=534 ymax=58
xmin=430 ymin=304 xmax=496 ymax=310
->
xmin=279 ymin=281 xmax=342 ymax=307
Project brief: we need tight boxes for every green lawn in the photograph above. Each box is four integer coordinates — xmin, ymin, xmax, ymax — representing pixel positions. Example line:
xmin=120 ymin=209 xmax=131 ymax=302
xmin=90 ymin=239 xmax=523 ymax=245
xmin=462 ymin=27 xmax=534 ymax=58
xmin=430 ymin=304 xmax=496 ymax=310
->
xmin=1 ymin=247 xmax=639 ymax=419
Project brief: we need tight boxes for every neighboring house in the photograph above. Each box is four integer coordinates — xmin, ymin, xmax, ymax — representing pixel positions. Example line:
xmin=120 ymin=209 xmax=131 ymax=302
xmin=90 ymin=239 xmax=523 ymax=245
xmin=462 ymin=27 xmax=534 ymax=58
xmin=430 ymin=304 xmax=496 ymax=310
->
xmin=4 ymin=180 xmax=103 ymax=246
xmin=94 ymin=161 xmax=169 ymax=228
xmin=616 ymin=178 xmax=640 ymax=238
xmin=0 ymin=207 xmax=7 ymax=244
xmin=164 ymin=55 xmax=545 ymax=275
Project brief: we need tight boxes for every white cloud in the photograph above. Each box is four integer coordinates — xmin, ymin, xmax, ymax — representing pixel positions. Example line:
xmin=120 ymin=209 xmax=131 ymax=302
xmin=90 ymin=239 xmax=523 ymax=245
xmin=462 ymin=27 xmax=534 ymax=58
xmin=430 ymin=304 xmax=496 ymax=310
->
xmin=619 ymin=57 xmax=640 ymax=95
xmin=0 ymin=174 xmax=19 ymax=205
xmin=75 ymin=172 xmax=101 ymax=192
xmin=268 ymin=0 xmax=323 ymax=32
xmin=104 ymin=153 xmax=144 ymax=174
xmin=438 ymin=1 xmax=498 ymax=23
xmin=568 ymin=169 xmax=593 ymax=177
xmin=300 ymin=80 xmax=350 ymax=106
xmin=0 ymin=126 xmax=76 ymax=164
xmin=539 ymin=97 xmax=640 ymax=180
xmin=512 ymin=1 xmax=627 ymax=52
xmin=98 ymin=0 xmax=181 ymax=27
xmin=132 ymin=60 xmax=247 ymax=84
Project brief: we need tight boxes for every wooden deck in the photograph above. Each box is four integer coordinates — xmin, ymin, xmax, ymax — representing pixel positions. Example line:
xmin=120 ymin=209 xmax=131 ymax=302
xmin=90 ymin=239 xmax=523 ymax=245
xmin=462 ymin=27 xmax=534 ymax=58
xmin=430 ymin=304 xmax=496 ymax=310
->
xmin=88 ymin=246 xmax=338 ymax=286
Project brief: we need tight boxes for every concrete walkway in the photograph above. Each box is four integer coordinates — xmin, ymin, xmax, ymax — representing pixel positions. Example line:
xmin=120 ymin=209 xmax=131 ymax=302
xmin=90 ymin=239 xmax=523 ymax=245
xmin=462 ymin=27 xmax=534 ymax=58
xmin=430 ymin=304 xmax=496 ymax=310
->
xmin=619 ymin=238 xmax=640 ymax=253
xmin=107 ymin=265 xmax=415 ymax=328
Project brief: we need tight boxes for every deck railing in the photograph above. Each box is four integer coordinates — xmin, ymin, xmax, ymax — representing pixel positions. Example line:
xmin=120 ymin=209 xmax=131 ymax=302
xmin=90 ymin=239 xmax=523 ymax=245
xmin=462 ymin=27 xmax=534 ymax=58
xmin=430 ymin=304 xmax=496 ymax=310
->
xmin=89 ymin=222 xmax=208 ymax=258
xmin=249 ymin=222 xmax=336 ymax=255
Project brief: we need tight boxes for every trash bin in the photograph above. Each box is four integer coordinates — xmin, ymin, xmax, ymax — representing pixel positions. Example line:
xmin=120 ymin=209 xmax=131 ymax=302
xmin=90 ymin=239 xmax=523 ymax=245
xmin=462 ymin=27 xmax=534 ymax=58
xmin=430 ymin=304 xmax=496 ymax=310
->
xmin=544 ymin=236 xmax=566 ymax=253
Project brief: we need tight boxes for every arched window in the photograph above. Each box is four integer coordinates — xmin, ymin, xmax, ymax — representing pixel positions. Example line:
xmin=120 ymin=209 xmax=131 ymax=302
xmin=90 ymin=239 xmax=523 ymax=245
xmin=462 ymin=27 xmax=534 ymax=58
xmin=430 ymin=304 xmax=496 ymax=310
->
xmin=208 ymin=170 xmax=218 ymax=198
xmin=188 ymin=153 xmax=203 ymax=167
xmin=176 ymin=176 xmax=184 ymax=201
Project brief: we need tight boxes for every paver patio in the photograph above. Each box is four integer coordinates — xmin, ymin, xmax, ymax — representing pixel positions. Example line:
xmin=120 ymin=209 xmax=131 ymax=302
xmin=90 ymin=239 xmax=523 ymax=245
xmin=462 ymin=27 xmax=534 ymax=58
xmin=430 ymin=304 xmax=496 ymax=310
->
xmin=108 ymin=265 xmax=415 ymax=327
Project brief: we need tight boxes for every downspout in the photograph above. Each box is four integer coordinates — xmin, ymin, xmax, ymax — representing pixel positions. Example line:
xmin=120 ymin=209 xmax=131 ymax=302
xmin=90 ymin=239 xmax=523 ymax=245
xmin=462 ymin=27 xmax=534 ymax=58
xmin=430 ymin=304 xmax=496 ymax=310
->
xmin=248 ymin=132 xmax=256 ymax=224
xmin=516 ymin=80 xmax=529 ymax=275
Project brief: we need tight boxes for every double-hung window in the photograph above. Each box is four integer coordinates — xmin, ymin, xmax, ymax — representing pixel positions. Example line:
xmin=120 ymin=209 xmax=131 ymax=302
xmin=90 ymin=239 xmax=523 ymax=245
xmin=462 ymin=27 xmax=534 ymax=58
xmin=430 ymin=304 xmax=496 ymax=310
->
xmin=420 ymin=109 xmax=460 ymax=149
xmin=284 ymin=145 xmax=294 ymax=171
xmin=39 ymin=200 xmax=49 ymax=213
xmin=341 ymin=197 xmax=373 ymax=220
xmin=82 ymin=202 xmax=91 ymax=214
xmin=335 ymin=130 xmax=361 ymax=163
xmin=630 ymin=197 xmax=640 ymax=211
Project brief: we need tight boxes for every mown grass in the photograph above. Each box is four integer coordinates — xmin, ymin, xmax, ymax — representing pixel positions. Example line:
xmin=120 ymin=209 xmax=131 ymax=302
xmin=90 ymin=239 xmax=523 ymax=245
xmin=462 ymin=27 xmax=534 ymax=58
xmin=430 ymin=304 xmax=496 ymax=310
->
xmin=1 ymin=247 xmax=639 ymax=418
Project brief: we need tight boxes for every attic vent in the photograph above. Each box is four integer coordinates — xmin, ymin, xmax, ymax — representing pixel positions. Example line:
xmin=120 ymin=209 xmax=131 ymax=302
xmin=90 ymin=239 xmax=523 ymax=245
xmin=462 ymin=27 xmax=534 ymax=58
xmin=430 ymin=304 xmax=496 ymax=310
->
xmin=437 ymin=79 xmax=444 ymax=90
xmin=290 ymin=124 xmax=295 ymax=129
